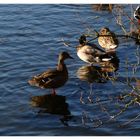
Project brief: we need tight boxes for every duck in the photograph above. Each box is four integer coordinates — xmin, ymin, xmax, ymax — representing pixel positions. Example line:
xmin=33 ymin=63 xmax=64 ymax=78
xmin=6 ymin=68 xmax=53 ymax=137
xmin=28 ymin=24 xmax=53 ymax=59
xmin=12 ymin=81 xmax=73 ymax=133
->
xmin=134 ymin=6 xmax=140 ymax=24
xmin=28 ymin=51 xmax=73 ymax=95
xmin=76 ymin=34 xmax=114 ymax=65
xmin=98 ymin=27 xmax=118 ymax=51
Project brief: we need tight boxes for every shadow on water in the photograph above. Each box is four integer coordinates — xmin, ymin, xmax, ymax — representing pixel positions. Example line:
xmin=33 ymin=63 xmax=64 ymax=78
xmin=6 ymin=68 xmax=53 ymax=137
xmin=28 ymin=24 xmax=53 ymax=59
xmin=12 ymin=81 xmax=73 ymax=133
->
xmin=30 ymin=94 xmax=72 ymax=126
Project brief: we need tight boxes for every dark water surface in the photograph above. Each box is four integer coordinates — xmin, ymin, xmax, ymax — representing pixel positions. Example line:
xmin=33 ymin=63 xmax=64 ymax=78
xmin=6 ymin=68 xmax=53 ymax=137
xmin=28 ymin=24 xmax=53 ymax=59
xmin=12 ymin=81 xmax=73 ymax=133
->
xmin=0 ymin=4 xmax=140 ymax=136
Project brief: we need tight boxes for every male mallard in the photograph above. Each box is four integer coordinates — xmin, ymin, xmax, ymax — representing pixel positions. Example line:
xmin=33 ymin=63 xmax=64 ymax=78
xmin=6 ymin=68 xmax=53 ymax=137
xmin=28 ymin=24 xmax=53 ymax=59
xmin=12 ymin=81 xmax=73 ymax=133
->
xmin=28 ymin=52 xmax=73 ymax=95
xmin=134 ymin=6 xmax=140 ymax=23
xmin=98 ymin=27 xmax=118 ymax=51
xmin=76 ymin=35 xmax=113 ymax=65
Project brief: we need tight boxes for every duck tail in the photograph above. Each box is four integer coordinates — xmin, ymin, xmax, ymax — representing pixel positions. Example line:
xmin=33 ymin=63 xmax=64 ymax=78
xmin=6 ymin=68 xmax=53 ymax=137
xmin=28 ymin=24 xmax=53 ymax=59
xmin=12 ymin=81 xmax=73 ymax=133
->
xmin=28 ymin=76 xmax=43 ymax=87
xmin=101 ymin=54 xmax=114 ymax=62
xmin=109 ymin=44 xmax=118 ymax=49
xmin=102 ymin=58 xmax=111 ymax=61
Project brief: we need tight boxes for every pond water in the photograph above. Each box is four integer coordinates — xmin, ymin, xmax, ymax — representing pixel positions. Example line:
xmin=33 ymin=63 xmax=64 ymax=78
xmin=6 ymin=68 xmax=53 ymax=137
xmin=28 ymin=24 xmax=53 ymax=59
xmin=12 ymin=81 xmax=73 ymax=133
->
xmin=0 ymin=4 xmax=140 ymax=136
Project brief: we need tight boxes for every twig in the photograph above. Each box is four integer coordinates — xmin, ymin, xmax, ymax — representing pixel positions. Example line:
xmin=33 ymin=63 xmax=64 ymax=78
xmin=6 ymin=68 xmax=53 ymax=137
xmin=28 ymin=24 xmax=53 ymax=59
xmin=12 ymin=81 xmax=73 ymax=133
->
xmin=95 ymin=97 xmax=112 ymax=118
xmin=112 ymin=9 xmax=127 ymax=34
xmin=120 ymin=112 xmax=140 ymax=127
xmin=109 ymin=99 xmax=135 ymax=120
xmin=85 ymin=34 xmax=138 ymax=44
xmin=123 ymin=8 xmax=138 ymax=28
xmin=60 ymin=38 xmax=75 ymax=48
xmin=80 ymin=92 xmax=86 ymax=104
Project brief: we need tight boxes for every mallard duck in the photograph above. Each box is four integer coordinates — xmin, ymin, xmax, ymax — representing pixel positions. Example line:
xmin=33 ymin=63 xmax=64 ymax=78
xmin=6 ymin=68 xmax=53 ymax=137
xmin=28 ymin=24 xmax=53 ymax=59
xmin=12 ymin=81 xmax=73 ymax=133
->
xmin=28 ymin=51 xmax=73 ymax=95
xmin=98 ymin=27 xmax=118 ymax=51
xmin=76 ymin=35 xmax=113 ymax=65
xmin=134 ymin=6 xmax=140 ymax=23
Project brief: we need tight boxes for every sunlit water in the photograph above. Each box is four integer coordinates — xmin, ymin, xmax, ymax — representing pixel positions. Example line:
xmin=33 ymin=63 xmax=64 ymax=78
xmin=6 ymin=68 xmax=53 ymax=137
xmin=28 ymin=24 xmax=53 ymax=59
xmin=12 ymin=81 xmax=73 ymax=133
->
xmin=0 ymin=4 xmax=140 ymax=136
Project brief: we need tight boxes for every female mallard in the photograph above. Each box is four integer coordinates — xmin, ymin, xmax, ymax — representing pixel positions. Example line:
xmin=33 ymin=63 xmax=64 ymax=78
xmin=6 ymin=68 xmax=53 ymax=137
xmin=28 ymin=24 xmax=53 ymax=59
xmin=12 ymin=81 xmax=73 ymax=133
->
xmin=134 ymin=6 xmax=140 ymax=23
xmin=98 ymin=27 xmax=118 ymax=51
xmin=28 ymin=52 xmax=73 ymax=95
xmin=76 ymin=35 xmax=113 ymax=65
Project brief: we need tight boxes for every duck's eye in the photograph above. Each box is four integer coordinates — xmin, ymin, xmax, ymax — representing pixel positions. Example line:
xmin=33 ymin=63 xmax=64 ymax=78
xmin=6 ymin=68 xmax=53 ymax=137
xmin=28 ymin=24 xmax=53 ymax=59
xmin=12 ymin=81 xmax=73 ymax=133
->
xmin=102 ymin=29 xmax=106 ymax=33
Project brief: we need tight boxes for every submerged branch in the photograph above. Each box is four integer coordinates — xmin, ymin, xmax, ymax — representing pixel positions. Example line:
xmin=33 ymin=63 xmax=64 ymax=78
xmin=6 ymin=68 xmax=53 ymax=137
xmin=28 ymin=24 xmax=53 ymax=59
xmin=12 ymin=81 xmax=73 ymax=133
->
xmin=60 ymin=38 xmax=75 ymax=48
xmin=120 ymin=112 xmax=140 ymax=127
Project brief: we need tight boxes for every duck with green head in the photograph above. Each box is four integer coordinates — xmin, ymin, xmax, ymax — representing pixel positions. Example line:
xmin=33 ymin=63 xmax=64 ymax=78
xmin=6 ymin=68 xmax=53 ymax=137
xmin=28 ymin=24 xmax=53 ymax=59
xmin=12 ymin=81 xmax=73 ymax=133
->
xmin=76 ymin=34 xmax=113 ymax=65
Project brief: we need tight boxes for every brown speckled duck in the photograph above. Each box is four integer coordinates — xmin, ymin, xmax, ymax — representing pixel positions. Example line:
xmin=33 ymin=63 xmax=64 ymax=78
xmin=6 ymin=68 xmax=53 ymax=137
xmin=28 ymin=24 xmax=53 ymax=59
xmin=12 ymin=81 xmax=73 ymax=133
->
xmin=98 ymin=27 xmax=118 ymax=51
xmin=28 ymin=52 xmax=73 ymax=95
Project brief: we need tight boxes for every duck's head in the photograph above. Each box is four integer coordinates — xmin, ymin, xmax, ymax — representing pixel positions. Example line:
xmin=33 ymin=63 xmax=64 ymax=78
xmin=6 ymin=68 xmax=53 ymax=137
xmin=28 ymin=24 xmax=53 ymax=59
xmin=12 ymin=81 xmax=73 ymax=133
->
xmin=59 ymin=51 xmax=73 ymax=61
xmin=134 ymin=6 xmax=140 ymax=23
xmin=79 ymin=34 xmax=86 ymax=45
xmin=100 ymin=27 xmax=110 ymax=35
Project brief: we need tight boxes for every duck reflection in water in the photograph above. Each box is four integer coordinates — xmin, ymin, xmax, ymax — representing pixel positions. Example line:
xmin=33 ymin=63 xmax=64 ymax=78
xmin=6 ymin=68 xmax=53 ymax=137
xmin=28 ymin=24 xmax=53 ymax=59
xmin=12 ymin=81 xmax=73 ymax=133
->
xmin=77 ymin=65 xmax=106 ymax=103
xmin=31 ymin=94 xmax=72 ymax=126
xmin=77 ymin=54 xmax=119 ymax=103
xmin=100 ymin=52 xmax=119 ymax=73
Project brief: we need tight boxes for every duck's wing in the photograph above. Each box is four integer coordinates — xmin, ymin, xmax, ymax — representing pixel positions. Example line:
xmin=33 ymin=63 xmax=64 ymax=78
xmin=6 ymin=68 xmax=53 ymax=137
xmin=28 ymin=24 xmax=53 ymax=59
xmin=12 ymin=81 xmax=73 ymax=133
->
xmin=111 ymin=32 xmax=118 ymax=44
xmin=38 ymin=70 xmax=65 ymax=88
xmin=29 ymin=69 xmax=61 ymax=87
xmin=81 ymin=45 xmax=102 ymax=63
xmin=87 ymin=43 xmax=106 ymax=53
xmin=83 ymin=45 xmax=105 ymax=56
xmin=86 ymin=45 xmax=116 ymax=62
xmin=36 ymin=69 xmax=58 ymax=79
xmin=106 ymin=32 xmax=118 ymax=45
